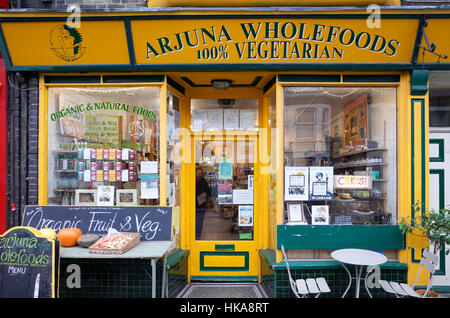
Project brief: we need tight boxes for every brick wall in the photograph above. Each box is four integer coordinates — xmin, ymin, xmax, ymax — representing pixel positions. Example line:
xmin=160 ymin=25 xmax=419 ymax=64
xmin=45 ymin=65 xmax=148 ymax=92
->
xmin=7 ymin=72 xmax=39 ymax=228
xmin=9 ymin=0 xmax=148 ymax=10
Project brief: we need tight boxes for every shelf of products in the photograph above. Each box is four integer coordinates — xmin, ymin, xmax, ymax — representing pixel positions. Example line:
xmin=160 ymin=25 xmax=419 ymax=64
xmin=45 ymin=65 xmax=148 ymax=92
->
xmin=52 ymin=147 xmax=158 ymax=206
xmin=331 ymin=148 xmax=389 ymax=225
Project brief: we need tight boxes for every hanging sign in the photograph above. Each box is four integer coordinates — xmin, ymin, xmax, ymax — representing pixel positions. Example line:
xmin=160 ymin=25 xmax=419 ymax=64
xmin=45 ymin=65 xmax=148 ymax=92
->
xmin=0 ymin=226 xmax=60 ymax=298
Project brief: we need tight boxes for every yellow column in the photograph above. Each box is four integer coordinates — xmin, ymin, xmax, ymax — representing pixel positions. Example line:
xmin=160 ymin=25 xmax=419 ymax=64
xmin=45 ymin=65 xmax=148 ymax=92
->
xmin=402 ymin=70 xmax=431 ymax=286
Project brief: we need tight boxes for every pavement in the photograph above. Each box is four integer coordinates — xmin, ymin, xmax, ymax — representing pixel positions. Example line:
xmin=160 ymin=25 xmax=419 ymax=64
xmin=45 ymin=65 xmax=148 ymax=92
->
xmin=177 ymin=283 xmax=450 ymax=298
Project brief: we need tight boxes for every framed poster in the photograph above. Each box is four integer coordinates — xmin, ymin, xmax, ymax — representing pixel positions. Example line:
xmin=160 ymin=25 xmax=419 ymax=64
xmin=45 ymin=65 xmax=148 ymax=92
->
xmin=344 ymin=94 xmax=369 ymax=147
xmin=116 ymin=189 xmax=138 ymax=206
xmin=224 ymin=109 xmax=239 ymax=130
xmin=192 ymin=110 xmax=207 ymax=131
xmin=208 ymin=109 xmax=223 ymax=130
xmin=309 ymin=166 xmax=334 ymax=200
xmin=75 ymin=189 xmax=97 ymax=206
xmin=287 ymin=203 xmax=306 ymax=224
xmin=311 ymin=205 xmax=330 ymax=225
xmin=238 ymin=206 xmax=253 ymax=227
xmin=239 ymin=110 xmax=256 ymax=130
xmin=219 ymin=160 xmax=233 ymax=179
xmin=284 ymin=166 xmax=309 ymax=201
xmin=97 ymin=186 xmax=115 ymax=206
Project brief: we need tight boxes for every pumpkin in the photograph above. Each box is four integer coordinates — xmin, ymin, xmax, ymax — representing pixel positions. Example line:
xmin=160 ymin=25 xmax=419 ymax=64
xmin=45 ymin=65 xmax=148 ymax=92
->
xmin=57 ymin=228 xmax=82 ymax=247
xmin=40 ymin=228 xmax=56 ymax=240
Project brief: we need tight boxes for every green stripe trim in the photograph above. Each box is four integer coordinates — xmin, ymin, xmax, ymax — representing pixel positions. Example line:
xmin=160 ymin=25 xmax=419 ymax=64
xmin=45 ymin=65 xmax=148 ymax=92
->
xmin=277 ymin=225 xmax=405 ymax=250
xmin=102 ymin=74 xmax=164 ymax=83
xmin=410 ymin=98 xmax=427 ymax=264
xmin=274 ymin=260 xmax=408 ymax=270
xmin=124 ymin=18 xmax=136 ymax=65
xmin=2 ymin=63 xmax=433 ymax=73
xmin=263 ymin=75 xmax=276 ymax=93
xmin=215 ymin=244 xmax=235 ymax=251
xmin=190 ymin=275 xmax=258 ymax=282
xmin=343 ymin=74 xmax=400 ymax=82
xmin=200 ymin=251 xmax=249 ymax=272
xmin=167 ymin=76 xmax=185 ymax=95
xmin=430 ymin=169 xmax=445 ymax=212
xmin=278 ymin=74 xmax=340 ymax=82
xmin=429 ymin=139 xmax=445 ymax=162
xmin=44 ymin=75 xmax=101 ymax=83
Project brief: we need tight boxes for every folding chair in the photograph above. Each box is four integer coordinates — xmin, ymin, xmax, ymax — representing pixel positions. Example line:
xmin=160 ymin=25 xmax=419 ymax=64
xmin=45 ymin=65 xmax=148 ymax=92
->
xmin=281 ymin=245 xmax=331 ymax=298
xmin=379 ymin=249 xmax=439 ymax=298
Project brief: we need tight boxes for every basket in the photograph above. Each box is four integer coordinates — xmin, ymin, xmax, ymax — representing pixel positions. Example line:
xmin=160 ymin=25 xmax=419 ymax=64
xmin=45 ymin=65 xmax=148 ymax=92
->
xmin=88 ymin=232 xmax=140 ymax=255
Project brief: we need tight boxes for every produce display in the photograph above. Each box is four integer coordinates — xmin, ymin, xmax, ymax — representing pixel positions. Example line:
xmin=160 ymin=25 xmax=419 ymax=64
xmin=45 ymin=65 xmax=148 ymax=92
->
xmin=40 ymin=228 xmax=57 ymax=240
xmin=77 ymin=233 xmax=99 ymax=248
xmin=57 ymin=228 xmax=82 ymax=247
xmin=89 ymin=233 xmax=133 ymax=250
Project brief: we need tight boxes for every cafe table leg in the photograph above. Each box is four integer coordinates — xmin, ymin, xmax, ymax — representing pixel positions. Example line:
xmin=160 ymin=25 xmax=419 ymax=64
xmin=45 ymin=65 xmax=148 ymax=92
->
xmin=151 ymin=258 xmax=156 ymax=298
xmin=364 ymin=269 xmax=373 ymax=298
xmin=161 ymin=253 xmax=168 ymax=298
xmin=339 ymin=262 xmax=353 ymax=298
xmin=355 ymin=266 xmax=363 ymax=298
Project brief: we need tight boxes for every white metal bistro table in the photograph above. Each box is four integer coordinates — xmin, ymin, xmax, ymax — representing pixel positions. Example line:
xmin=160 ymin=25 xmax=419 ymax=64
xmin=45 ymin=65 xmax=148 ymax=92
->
xmin=60 ymin=241 xmax=173 ymax=298
xmin=331 ymin=248 xmax=387 ymax=298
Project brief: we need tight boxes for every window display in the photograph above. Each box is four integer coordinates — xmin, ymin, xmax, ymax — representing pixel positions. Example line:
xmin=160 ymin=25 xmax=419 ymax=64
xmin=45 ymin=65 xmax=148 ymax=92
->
xmin=47 ymin=86 xmax=160 ymax=206
xmin=283 ymin=86 xmax=397 ymax=225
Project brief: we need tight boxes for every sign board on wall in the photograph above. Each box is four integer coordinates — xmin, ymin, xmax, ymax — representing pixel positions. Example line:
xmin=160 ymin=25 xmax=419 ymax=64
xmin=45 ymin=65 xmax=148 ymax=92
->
xmin=0 ymin=227 xmax=60 ymax=298
xmin=22 ymin=206 xmax=172 ymax=241
xmin=0 ymin=15 xmax=426 ymax=70
xmin=334 ymin=175 xmax=372 ymax=189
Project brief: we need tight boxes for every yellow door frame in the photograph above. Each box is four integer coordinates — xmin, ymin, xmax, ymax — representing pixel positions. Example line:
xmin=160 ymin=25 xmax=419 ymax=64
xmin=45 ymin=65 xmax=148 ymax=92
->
xmin=179 ymin=86 xmax=267 ymax=281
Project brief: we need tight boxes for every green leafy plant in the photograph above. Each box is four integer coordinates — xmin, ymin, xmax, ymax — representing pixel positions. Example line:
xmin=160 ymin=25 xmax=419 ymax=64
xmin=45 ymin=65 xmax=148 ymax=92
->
xmin=399 ymin=203 xmax=450 ymax=255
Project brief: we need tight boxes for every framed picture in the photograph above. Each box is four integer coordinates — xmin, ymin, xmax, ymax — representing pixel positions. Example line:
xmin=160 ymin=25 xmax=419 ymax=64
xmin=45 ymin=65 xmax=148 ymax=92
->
xmin=116 ymin=189 xmax=138 ymax=206
xmin=284 ymin=166 xmax=309 ymax=201
xmin=75 ymin=189 xmax=97 ymax=206
xmin=238 ymin=205 xmax=254 ymax=227
xmin=311 ymin=205 xmax=330 ymax=225
xmin=97 ymin=185 xmax=115 ymax=206
xmin=287 ymin=203 xmax=306 ymax=224
xmin=343 ymin=93 xmax=369 ymax=147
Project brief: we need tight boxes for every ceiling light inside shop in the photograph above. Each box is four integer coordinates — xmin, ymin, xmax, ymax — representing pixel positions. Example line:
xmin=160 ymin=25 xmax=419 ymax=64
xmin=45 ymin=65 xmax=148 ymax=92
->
xmin=211 ymin=79 xmax=233 ymax=90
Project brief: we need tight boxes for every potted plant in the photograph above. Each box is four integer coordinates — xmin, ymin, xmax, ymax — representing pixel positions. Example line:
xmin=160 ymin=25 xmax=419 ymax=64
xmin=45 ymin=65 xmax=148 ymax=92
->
xmin=399 ymin=203 xmax=450 ymax=297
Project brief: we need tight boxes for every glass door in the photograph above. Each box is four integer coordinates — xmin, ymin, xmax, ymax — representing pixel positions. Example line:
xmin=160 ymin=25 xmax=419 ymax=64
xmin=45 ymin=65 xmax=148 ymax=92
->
xmin=190 ymin=133 xmax=260 ymax=279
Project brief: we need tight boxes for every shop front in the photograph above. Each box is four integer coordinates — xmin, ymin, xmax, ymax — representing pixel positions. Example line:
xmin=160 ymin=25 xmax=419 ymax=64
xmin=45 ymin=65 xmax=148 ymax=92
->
xmin=1 ymin=6 xmax=449 ymax=297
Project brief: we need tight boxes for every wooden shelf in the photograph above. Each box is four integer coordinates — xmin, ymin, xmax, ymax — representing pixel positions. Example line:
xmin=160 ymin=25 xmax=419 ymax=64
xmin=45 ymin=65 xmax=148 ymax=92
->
xmin=332 ymin=148 xmax=387 ymax=159
xmin=334 ymin=162 xmax=387 ymax=169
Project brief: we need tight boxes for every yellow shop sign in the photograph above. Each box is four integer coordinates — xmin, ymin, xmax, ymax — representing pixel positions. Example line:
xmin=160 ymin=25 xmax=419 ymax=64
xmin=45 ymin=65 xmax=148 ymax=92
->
xmin=1 ymin=14 xmax=443 ymax=68
xmin=134 ymin=19 xmax=418 ymax=64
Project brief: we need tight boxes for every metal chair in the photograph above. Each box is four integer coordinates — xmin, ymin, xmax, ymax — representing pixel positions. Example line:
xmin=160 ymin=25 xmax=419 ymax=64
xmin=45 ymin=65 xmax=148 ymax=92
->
xmin=379 ymin=249 xmax=439 ymax=298
xmin=281 ymin=245 xmax=331 ymax=298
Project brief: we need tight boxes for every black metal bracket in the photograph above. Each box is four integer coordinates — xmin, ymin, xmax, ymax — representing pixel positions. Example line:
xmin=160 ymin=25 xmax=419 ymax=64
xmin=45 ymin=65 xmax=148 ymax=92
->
xmin=412 ymin=16 xmax=448 ymax=64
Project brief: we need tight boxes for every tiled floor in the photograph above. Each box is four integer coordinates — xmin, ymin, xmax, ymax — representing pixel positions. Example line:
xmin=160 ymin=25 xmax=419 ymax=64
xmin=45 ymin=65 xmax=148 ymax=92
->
xmin=177 ymin=283 xmax=268 ymax=298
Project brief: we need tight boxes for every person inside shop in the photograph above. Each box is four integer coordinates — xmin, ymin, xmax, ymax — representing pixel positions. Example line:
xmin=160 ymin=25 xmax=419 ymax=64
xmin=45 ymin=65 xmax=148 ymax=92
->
xmin=196 ymin=167 xmax=211 ymax=239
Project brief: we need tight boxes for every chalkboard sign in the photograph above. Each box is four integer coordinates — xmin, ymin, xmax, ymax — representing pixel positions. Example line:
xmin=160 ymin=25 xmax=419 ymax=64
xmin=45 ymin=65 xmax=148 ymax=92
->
xmin=22 ymin=205 xmax=172 ymax=241
xmin=0 ymin=227 xmax=59 ymax=298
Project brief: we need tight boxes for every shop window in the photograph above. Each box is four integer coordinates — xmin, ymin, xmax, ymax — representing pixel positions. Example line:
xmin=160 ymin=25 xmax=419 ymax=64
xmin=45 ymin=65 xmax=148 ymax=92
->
xmin=283 ymin=86 xmax=397 ymax=226
xmin=167 ymin=91 xmax=181 ymax=248
xmin=47 ymin=86 xmax=160 ymax=206
xmin=430 ymin=71 xmax=450 ymax=128
xmin=430 ymin=91 xmax=450 ymax=127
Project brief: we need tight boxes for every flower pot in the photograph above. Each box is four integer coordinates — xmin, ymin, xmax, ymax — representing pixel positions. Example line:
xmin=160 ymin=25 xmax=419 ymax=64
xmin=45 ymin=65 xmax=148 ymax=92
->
xmin=416 ymin=290 xmax=440 ymax=298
